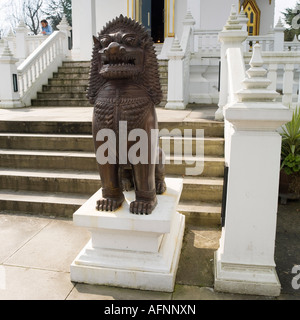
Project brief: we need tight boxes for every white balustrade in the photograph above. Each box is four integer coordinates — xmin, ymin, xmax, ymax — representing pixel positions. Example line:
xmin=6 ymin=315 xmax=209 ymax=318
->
xmin=26 ymin=34 xmax=48 ymax=56
xmin=245 ymin=35 xmax=274 ymax=52
xmin=284 ymin=36 xmax=300 ymax=52
xmin=195 ymin=30 xmax=220 ymax=56
xmin=17 ymin=30 xmax=68 ymax=106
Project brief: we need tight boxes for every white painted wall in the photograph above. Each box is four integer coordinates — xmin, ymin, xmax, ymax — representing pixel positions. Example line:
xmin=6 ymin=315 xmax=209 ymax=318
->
xmin=256 ymin=0 xmax=275 ymax=35
xmin=200 ymin=0 xmax=239 ymax=31
xmin=174 ymin=0 xmax=188 ymax=42
xmin=95 ymin=0 xmax=127 ymax=33
xmin=72 ymin=0 xmax=96 ymax=60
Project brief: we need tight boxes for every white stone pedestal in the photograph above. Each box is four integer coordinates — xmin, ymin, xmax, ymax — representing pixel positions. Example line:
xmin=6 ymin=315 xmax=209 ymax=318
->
xmin=70 ymin=178 xmax=185 ymax=292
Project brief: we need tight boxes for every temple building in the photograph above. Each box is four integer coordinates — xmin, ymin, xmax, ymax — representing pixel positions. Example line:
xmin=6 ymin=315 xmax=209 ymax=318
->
xmin=71 ymin=0 xmax=276 ymax=61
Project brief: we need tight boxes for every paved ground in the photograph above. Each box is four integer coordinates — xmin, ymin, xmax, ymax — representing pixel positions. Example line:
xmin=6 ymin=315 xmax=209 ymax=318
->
xmin=0 ymin=199 xmax=299 ymax=300
xmin=0 ymin=105 xmax=218 ymax=122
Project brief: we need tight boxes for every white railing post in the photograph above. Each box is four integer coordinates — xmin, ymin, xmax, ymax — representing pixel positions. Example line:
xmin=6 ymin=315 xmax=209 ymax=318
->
xmin=0 ymin=44 xmax=22 ymax=108
xmin=267 ymin=62 xmax=278 ymax=91
xmin=215 ymin=5 xmax=248 ymax=121
xmin=282 ymin=63 xmax=295 ymax=106
xmin=214 ymin=44 xmax=293 ymax=297
xmin=274 ymin=18 xmax=285 ymax=52
xmin=6 ymin=29 xmax=16 ymax=56
xmin=57 ymin=14 xmax=72 ymax=59
xmin=15 ymin=20 xmax=29 ymax=63
xmin=237 ymin=6 xmax=249 ymax=53
xmin=165 ymin=38 xmax=185 ymax=109
xmin=165 ymin=11 xmax=195 ymax=110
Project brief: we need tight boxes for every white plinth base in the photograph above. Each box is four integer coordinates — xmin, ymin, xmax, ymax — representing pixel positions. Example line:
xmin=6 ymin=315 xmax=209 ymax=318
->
xmin=165 ymin=101 xmax=186 ymax=110
xmin=214 ymin=251 xmax=281 ymax=297
xmin=0 ymin=100 xmax=23 ymax=109
xmin=70 ymin=178 xmax=185 ymax=292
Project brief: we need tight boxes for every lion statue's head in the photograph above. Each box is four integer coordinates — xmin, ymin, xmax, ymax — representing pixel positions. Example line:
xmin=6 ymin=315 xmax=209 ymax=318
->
xmin=87 ymin=15 xmax=162 ymax=106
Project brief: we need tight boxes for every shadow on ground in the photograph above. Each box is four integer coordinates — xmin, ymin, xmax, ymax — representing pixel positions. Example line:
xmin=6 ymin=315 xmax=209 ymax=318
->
xmin=275 ymin=199 xmax=300 ymax=297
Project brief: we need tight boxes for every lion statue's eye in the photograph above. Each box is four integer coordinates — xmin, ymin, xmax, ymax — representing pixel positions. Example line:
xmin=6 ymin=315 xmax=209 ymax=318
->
xmin=123 ymin=36 xmax=138 ymax=46
xmin=100 ymin=37 xmax=112 ymax=48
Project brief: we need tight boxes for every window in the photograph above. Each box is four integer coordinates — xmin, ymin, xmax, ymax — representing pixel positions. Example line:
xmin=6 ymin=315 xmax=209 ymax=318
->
xmin=243 ymin=0 xmax=260 ymax=36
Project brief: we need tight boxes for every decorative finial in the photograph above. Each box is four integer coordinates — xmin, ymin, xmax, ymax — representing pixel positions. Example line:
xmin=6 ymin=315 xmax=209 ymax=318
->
xmin=237 ymin=44 xmax=279 ymax=102
xmin=275 ymin=17 xmax=284 ymax=29
xmin=224 ymin=4 xmax=243 ymax=31
xmin=1 ymin=43 xmax=13 ymax=57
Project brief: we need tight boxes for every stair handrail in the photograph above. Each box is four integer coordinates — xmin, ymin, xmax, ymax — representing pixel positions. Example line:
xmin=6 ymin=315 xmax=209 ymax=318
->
xmin=17 ymin=31 xmax=66 ymax=106
xmin=16 ymin=15 xmax=71 ymax=106
xmin=226 ymin=47 xmax=246 ymax=105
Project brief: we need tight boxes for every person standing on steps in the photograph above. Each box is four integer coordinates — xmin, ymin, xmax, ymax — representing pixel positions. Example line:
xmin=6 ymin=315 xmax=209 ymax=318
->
xmin=41 ymin=20 xmax=52 ymax=35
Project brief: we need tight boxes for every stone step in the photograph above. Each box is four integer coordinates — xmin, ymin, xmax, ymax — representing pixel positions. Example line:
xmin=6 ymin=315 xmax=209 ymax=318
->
xmin=0 ymin=120 xmax=224 ymax=137
xmin=165 ymin=155 xmax=224 ymax=177
xmin=0 ymin=189 xmax=89 ymax=218
xmin=180 ymin=176 xmax=223 ymax=202
xmin=0 ymin=133 xmax=224 ymax=156
xmin=53 ymin=72 xmax=90 ymax=80
xmin=159 ymin=136 xmax=224 ymax=156
xmin=42 ymin=85 xmax=88 ymax=93
xmin=0 ymin=133 xmax=94 ymax=152
xmin=158 ymin=60 xmax=168 ymax=66
xmin=0 ymin=149 xmax=97 ymax=171
xmin=159 ymin=71 xmax=168 ymax=78
xmin=159 ymin=120 xmax=224 ymax=138
xmin=57 ymin=67 xmax=90 ymax=74
xmin=37 ymin=92 xmax=87 ymax=100
xmin=31 ymin=99 xmax=90 ymax=107
xmin=48 ymin=79 xmax=89 ymax=86
xmin=0 ymin=149 xmax=224 ymax=177
xmin=0 ymin=168 xmax=100 ymax=195
xmin=0 ymin=169 xmax=223 ymax=202
xmin=159 ymin=78 xmax=168 ymax=85
xmin=62 ymin=61 xmax=91 ymax=68
xmin=0 ymin=189 xmax=221 ymax=225
xmin=0 ymin=121 xmax=93 ymax=134
xmin=177 ymin=200 xmax=222 ymax=226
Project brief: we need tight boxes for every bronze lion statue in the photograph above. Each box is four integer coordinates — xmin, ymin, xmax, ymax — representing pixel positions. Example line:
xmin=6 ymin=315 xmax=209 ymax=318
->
xmin=87 ymin=15 xmax=166 ymax=215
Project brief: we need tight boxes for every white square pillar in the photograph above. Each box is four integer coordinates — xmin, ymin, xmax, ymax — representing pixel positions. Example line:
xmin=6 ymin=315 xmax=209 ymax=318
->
xmin=214 ymin=44 xmax=293 ymax=297
xmin=215 ymin=130 xmax=282 ymax=296
xmin=71 ymin=0 xmax=96 ymax=61
xmin=0 ymin=45 xmax=22 ymax=109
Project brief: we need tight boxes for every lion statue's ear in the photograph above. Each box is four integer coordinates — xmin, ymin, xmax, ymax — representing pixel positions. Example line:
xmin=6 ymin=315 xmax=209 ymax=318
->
xmin=93 ymin=36 xmax=100 ymax=45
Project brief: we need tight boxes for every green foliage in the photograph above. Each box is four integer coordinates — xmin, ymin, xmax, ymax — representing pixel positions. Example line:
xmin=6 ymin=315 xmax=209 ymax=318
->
xmin=282 ymin=2 xmax=300 ymax=41
xmin=42 ymin=0 xmax=72 ymax=30
xmin=281 ymin=108 xmax=300 ymax=175
xmin=281 ymin=152 xmax=300 ymax=175
xmin=282 ymin=4 xmax=299 ymax=27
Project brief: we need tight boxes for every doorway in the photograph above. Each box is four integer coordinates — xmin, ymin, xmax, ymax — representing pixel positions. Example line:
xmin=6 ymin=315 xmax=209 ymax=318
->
xmin=138 ymin=0 xmax=165 ymax=43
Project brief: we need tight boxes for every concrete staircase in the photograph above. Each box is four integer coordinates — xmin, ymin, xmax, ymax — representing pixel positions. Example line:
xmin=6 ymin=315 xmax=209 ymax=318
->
xmin=0 ymin=60 xmax=224 ymax=226
xmin=0 ymin=116 xmax=224 ymax=226
xmin=32 ymin=60 xmax=168 ymax=108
